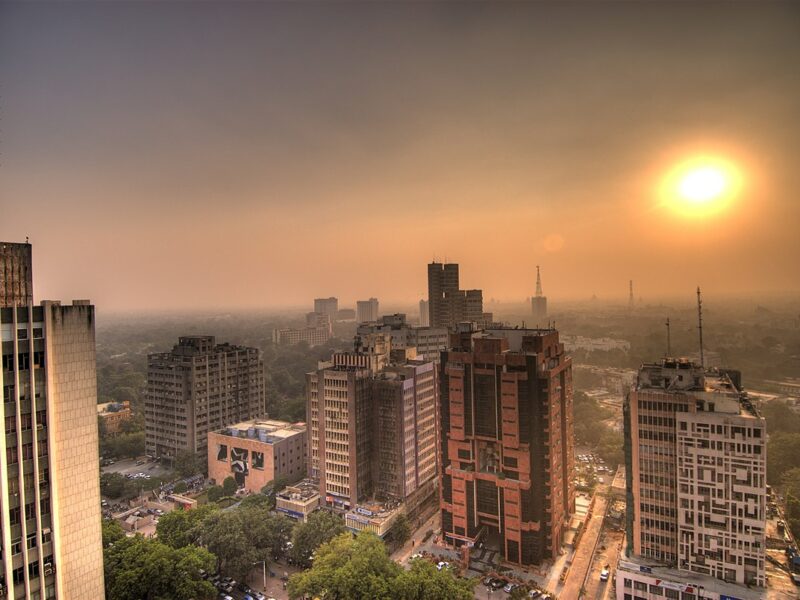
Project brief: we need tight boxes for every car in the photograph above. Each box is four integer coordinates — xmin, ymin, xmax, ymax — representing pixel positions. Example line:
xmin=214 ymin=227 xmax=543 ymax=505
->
xmin=600 ymin=567 xmax=610 ymax=581
xmin=503 ymin=582 xmax=518 ymax=593
xmin=243 ymin=595 xmax=255 ymax=600
xmin=528 ymin=591 xmax=541 ymax=598
xmin=490 ymin=579 xmax=506 ymax=590
xmin=436 ymin=561 xmax=449 ymax=571
xmin=483 ymin=576 xmax=494 ymax=587
xmin=791 ymin=573 xmax=800 ymax=586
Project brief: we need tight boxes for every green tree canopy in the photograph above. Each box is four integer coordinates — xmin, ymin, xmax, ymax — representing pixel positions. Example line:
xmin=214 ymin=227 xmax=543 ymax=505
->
xmin=156 ymin=504 xmax=219 ymax=549
xmin=288 ymin=532 xmax=475 ymax=600
xmin=207 ymin=485 xmax=224 ymax=503
xmin=174 ymin=450 xmax=204 ymax=478
xmin=762 ymin=401 xmax=800 ymax=435
xmin=222 ymin=476 xmax=238 ymax=497
xmin=768 ymin=432 xmax=800 ymax=484
xmin=103 ymin=535 xmax=216 ymax=600
xmin=102 ymin=519 xmax=126 ymax=549
xmin=289 ymin=509 xmax=347 ymax=568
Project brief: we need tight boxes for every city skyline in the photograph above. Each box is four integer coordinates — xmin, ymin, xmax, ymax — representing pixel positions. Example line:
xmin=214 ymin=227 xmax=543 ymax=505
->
xmin=1 ymin=2 xmax=799 ymax=311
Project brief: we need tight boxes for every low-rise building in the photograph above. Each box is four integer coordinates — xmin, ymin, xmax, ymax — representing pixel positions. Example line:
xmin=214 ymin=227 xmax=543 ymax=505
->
xmin=276 ymin=479 xmax=320 ymax=522
xmin=97 ymin=400 xmax=133 ymax=434
xmin=208 ymin=419 xmax=307 ymax=493
xmin=344 ymin=500 xmax=404 ymax=538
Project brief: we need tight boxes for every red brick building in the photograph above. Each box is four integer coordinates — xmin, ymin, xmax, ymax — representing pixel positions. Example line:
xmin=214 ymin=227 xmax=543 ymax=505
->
xmin=438 ymin=327 xmax=574 ymax=566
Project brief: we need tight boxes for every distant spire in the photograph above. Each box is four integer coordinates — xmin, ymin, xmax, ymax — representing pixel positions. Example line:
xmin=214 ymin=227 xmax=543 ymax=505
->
xmin=535 ymin=266 xmax=543 ymax=297
xmin=629 ymin=280 xmax=634 ymax=310
xmin=665 ymin=317 xmax=671 ymax=356
xmin=697 ymin=286 xmax=705 ymax=368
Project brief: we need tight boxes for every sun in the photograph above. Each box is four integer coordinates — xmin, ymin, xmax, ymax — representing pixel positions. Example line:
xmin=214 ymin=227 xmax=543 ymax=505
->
xmin=660 ymin=157 xmax=742 ymax=218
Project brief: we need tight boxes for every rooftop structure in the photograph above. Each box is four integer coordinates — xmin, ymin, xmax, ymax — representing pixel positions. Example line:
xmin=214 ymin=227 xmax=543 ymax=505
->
xmin=344 ymin=499 xmax=404 ymax=538
xmin=276 ymin=478 xmax=320 ymax=522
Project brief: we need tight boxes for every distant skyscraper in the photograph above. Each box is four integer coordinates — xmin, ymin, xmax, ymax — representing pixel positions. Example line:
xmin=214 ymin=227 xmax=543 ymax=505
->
xmin=427 ymin=262 xmax=484 ymax=329
xmin=145 ymin=336 xmax=266 ymax=462
xmin=357 ymin=314 xmax=448 ymax=362
xmin=531 ymin=265 xmax=547 ymax=324
xmin=314 ymin=297 xmax=338 ymax=320
xmin=438 ymin=327 xmax=574 ymax=566
xmin=356 ymin=298 xmax=379 ymax=323
xmin=0 ymin=241 xmax=105 ymax=599
xmin=418 ymin=299 xmax=429 ymax=327
xmin=629 ymin=280 xmax=635 ymax=311
xmin=618 ymin=358 xmax=767 ymax=597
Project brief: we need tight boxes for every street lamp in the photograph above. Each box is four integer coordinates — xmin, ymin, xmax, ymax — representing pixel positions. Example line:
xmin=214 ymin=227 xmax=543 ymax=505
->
xmin=253 ymin=560 xmax=267 ymax=592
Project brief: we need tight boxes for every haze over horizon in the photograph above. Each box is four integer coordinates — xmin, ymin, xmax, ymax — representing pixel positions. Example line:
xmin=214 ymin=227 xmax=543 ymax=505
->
xmin=2 ymin=2 xmax=799 ymax=311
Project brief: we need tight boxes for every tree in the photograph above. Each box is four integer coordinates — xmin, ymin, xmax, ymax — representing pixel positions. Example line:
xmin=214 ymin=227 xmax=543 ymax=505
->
xmin=288 ymin=532 xmax=475 ymax=600
xmin=207 ymin=485 xmax=224 ymax=503
xmin=768 ymin=432 xmax=800 ymax=484
xmin=762 ymin=401 xmax=800 ymax=435
xmin=290 ymin=510 xmax=347 ymax=568
xmin=239 ymin=493 xmax=272 ymax=510
xmin=156 ymin=504 xmax=219 ymax=549
xmin=101 ymin=472 xmax=138 ymax=500
xmin=222 ymin=476 xmax=238 ymax=497
xmin=173 ymin=481 xmax=188 ymax=494
xmin=174 ymin=450 xmax=203 ymax=478
xmin=104 ymin=535 xmax=216 ymax=600
xmin=196 ymin=510 xmax=257 ymax=581
xmin=260 ymin=474 xmax=289 ymax=506
xmin=102 ymin=519 xmax=126 ymax=548
xmin=393 ymin=559 xmax=475 ymax=600
xmin=388 ymin=513 xmax=412 ymax=546
xmin=288 ymin=532 xmax=400 ymax=600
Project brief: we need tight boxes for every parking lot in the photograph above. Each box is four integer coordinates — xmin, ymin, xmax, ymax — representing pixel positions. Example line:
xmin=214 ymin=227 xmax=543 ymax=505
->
xmin=101 ymin=456 xmax=172 ymax=482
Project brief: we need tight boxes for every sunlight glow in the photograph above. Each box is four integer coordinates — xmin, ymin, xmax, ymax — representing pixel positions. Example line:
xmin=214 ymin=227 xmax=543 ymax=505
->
xmin=660 ymin=157 xmax=742 ymax=219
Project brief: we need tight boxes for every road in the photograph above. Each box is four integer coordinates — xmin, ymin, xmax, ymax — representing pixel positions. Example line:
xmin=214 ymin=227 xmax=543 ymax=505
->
xmin=559 ymin=484 xmax=609 ymax=600
xmin=392 ymin=510 xmax=441 ymax=566
xmin=583 ymin=528 xmax=623 ymax=600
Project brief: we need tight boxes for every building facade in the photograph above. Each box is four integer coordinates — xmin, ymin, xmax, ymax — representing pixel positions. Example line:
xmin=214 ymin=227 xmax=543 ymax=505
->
xmin=97 ymin=401 xmax=133 ymax=435
xmin=438 ymin=328 xmax=574 ymax=566
xmin=145 ymin=336 xmax=266 ymax=462
xmin=273 ymin=313 xmax=332 ymax=348
xmin=622 ymin=358 xmax=766 ymax=593
xmin=356 ymin=298 xmax=379 ymax=323
xmin=313 ymin=297 xmax=338 ymax=320
xmin=208 ymin=419 xmax=306 ymax=493
xmin=0 ymin=242 xmax=105 ymax=599
xmin=307 ymin=334 xmax=439 ymax=513
xmin=418 ymin=300 xmax=429 ymax=327
xmin=356 ymin=314 xmax=449 ymax=362
xmin=427 ymin=262 xmax=484 ymax=329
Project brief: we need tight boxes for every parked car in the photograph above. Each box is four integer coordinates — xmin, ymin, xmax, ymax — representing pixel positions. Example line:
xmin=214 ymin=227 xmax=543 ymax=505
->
xmin=490 ymin=579 xmax=506 ymax=590
xmin=436 ymin=561 xmax=449 ymax=571
xmin=600 ymin=567 xmax=610 ymax=581
xmin=528 ymin=591 xmax=541 ymax=598
xmin=503 ymin=582 xmax=518 ymax=593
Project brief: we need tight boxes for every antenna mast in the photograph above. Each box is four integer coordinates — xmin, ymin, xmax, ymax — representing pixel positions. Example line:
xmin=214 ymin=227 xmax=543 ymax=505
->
xmin=696 ymin=287 xmax=705 ymax=368
xmin=665 ymin=317 xmax=671 ymax=357
xmin=535 ymin=266 xmax=543 ymax=297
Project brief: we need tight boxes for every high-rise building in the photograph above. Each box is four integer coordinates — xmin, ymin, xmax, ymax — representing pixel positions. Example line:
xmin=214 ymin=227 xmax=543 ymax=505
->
xmin=617 ymin=358 xmax=767 ymax=598
xmin=418 ymin=300 xmax=429 ymax=327
xmin=307 ymin=334 xmax=438 ymax=515
xmin=313 ymin=297 xmax=338 ymax=320
xmin=438 ymin=327 xmax=574 ymax=566
xmin=0 ymin=241 xmax=105 ymax=599
xmin=531 ymin=265 xmax=547 ymax=324
xmin=145 ymin=336 xmax=266 ymax=462
xmin=427 ymin=262 xmax=484 ymax=329
xmin=356 ymin=314 xmax=449 ymax=362
xmin=356 ymin=298 xmax=379 ymax=323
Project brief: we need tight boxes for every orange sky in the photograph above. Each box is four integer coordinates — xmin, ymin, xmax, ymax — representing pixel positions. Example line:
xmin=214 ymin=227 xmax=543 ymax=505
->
xmin=1 ymin=2 xmax=798 ymax=311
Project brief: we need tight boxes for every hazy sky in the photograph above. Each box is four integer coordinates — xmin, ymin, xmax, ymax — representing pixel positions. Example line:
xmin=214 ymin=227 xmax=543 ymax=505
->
xmin=1 ymin=1 xmax=798 ymax=311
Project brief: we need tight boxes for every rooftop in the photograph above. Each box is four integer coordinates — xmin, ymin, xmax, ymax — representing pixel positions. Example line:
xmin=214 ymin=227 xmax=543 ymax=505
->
xmin=213 ymin=419 xmax=305 ymax=443
xmin=618 ymin=544 xmax=763 ymax=599
xmin=277 ymin=478 xmax=319 ymax=501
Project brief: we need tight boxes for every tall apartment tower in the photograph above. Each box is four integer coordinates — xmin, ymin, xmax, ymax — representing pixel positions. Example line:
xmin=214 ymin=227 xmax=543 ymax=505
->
xmin=313 ymin=297 xmax=338 ymax=320
xmin=418 ymin=300 xmax=430 ymax=327
xmin=618 ymin=358 xmax=767 ymax=597
xmin=145 ymin=336 xmax=266 ymax=462
xmin=438 ymin=327 xmax=574 ymax=566
xmin=307 ymin=334 xmax=438 ymax=513
xmin=0 ymin=242 xmax=105 ymax=599
xmin=427 ymin=262 xmax=484 ymax=329
xmin=355 ymin=298 xmax=379 ymax=323
xmin=531 ymin=266 xmax=547 ymax=324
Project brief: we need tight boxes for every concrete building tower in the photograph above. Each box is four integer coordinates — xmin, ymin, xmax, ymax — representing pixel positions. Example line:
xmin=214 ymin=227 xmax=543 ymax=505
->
xmin=617 ymin=358 xmax=767 ymax=598
xmin=418 ymin=300 xmax=430 ymax=327
xmin=531 ymin=266 xmax=548 ymax=324
xmin=438 ymin=327 xmax=574 ymax=566
xmin=313 ymin=297 xmax=339 ymax=321
xmin=629 ymin=280 xmax=635 ymax=311
xmin=145 ymin=336 xmax=266 ymax=462
xmin=0 ymin=241 xmax=105 ymax=599
xmin=427 ymin=262 xmax=484 ymax=329
xmin=356 ymin=298 xmax=379 ymax=323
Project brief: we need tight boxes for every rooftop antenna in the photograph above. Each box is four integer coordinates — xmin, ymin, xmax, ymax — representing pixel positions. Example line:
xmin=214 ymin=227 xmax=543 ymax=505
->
xmin=696 ymin=286 xmax=705 ymax=368
xmin=665 ymin=317 xmax=671 ymax=357
xmin=629 ymin=280 xmax=634 ymax=310
xmin=535 ymin=266 xmax=543 ymax=298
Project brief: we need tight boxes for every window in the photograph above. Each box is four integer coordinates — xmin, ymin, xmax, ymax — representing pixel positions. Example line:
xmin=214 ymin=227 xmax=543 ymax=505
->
xmin=6 ymin=446 xmax=18 ymax=465
xmin=5 ymin=415 xmax=16 ymax=434
xmin=11 ymin=538 xmax=21 ymax=555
